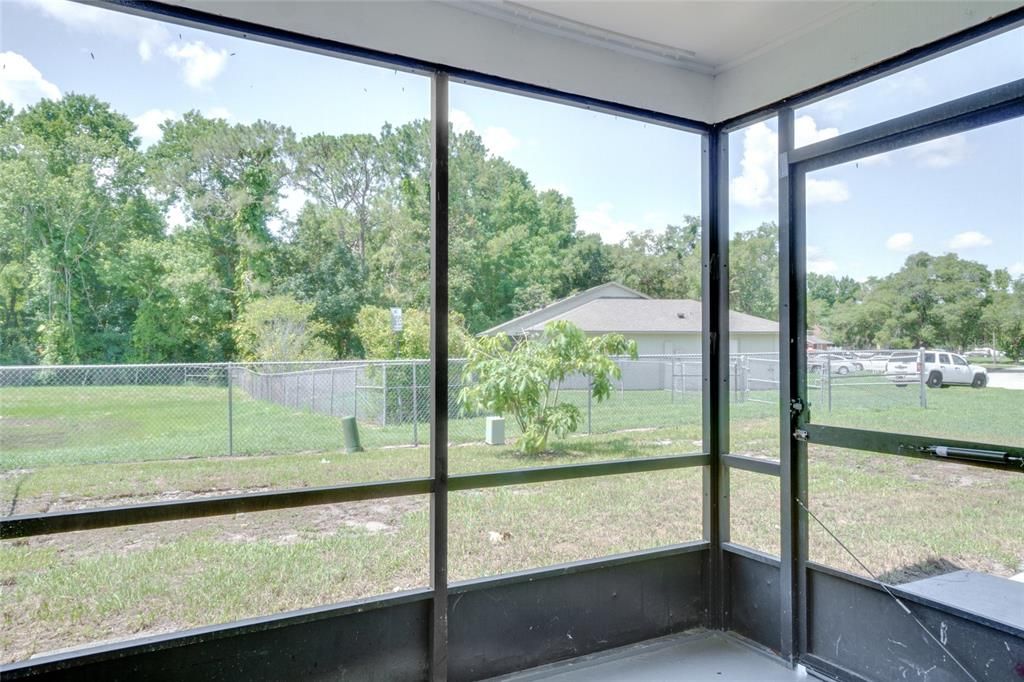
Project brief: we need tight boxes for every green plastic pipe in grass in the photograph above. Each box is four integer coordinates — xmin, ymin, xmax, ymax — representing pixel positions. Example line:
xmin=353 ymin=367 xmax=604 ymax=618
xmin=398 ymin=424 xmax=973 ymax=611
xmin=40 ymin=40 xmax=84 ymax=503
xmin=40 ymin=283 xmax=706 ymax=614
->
xmin=341 ymin=416 xmax=364 ymax=453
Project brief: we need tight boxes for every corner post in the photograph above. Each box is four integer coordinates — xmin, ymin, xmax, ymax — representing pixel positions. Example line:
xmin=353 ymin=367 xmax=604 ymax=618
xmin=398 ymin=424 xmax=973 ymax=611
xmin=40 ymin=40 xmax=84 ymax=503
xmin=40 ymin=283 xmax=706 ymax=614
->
xmin=701 ymin=125 xmax=730 ymax=630
xmin=429 ymin=70 xmax=450 ymax=682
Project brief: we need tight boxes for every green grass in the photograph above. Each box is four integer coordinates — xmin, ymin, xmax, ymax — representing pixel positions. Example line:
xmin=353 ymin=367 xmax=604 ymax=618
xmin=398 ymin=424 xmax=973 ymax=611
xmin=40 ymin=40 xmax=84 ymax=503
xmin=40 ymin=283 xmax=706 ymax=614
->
xmin=0 ymin=385 xmax=706 ymax=469
xmin=1 ymin=381 xmax=1022 ymax=663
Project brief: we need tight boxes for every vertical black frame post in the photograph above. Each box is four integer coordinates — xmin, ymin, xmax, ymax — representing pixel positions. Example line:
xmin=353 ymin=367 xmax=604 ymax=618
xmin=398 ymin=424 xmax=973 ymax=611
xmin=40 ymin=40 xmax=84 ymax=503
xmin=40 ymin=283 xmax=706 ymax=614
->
xmin=429 ymin=71 xmax=450 ymax=682
xmin=777 ymin=108 xmax=808 ymax=663
xmin=701 ymin=128 xmax=729 ymax=629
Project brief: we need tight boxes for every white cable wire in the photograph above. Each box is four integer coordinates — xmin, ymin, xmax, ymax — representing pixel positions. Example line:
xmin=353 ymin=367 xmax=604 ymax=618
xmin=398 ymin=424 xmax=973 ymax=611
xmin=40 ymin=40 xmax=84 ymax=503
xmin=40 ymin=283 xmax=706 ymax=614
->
xmin=796 ymin=497 xmax=978 ymax=682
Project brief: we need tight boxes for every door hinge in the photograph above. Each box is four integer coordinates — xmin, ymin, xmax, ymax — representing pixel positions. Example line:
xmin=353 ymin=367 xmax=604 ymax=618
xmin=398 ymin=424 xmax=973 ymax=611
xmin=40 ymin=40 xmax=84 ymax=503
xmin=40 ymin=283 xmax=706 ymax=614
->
xmin=793 ymin=429 xmax=809 ymax=442
xmin=790 ymin=398 xmax=805 ymax=416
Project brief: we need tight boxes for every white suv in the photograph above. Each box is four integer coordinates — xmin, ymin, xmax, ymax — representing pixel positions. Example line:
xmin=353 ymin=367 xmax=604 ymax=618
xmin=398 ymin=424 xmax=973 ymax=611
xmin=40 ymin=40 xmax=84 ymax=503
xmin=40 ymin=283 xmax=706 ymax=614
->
xmin=886 ymin=350 xmax=988 ymax=388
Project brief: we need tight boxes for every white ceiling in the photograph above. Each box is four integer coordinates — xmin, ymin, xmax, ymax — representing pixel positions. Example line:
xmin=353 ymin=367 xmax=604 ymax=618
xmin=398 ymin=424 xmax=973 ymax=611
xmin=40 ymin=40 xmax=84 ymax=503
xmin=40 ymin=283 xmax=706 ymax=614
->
xmin=485 ymin=1 xmax=863 ymax=74
xmin=165 ymin=0 xmax=1022 ymax=122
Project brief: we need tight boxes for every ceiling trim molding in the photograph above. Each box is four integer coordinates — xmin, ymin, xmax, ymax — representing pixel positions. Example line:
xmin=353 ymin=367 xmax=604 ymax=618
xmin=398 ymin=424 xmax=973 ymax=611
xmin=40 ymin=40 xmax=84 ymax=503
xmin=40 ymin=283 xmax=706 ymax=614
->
xmin=442 ymin=0 xmax=717 ymax=74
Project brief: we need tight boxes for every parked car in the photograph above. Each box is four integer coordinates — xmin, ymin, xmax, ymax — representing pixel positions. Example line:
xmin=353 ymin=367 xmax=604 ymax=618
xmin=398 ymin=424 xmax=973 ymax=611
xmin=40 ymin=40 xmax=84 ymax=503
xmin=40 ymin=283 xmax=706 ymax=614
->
xmin=860 ymin=352 xmax=893 ymax=373
xmin=808 ymin=353 xmax=861 ymax=375
xmin=886 ymin=350 xmax=988 ymax=388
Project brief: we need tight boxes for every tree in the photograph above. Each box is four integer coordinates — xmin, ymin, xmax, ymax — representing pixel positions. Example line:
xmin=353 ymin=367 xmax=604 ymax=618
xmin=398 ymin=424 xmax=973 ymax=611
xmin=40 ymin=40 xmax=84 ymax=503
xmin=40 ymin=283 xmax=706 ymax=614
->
xmin=982 ymin=274 xmax=1024 ymax=362
xmin=353 ymin=305 xmax=471 ymax=359
xmin=233 ymin=295 xmax=332 ymax=362
xmin=607 ymin=218 xmax=702 ymax=300
xmin=729 ymin=222 xmax=779 ymax=321
xmin=292 ymin=133 xmax=386 ymax=269
xmin=0 ymin=94 xmax=160 ymax=362
xmin=279 ymin=204 xmax=368 ymax=357
xmin=147 ymin=113 xmax=292 ymax=349
xmin=115 ymin=236 xmax=230 ymax=362
xmin=459 ymin=321 xmax=637 ymax=455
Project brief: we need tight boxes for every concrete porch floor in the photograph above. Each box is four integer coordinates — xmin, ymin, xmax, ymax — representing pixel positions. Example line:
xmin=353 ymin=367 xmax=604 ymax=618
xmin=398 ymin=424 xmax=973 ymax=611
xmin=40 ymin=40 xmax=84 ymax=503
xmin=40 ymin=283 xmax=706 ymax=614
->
xmin=490 ymin=630 xmax=818 ymax=681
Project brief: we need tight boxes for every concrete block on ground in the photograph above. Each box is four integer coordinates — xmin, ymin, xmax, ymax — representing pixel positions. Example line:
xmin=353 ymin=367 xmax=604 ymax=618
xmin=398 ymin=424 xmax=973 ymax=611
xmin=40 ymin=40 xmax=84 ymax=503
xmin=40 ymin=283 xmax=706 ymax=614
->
xmin=485 ymin=416 xmax=505 ymax=446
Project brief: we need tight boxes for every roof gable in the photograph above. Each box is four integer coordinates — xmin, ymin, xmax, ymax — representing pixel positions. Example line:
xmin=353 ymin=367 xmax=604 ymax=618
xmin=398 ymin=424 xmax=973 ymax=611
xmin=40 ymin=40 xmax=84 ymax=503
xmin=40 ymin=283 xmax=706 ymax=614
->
xmin=520 ymin=298 xmax=778 ymax=334
xmin=480 ymin=282 xmax=648 ymax=336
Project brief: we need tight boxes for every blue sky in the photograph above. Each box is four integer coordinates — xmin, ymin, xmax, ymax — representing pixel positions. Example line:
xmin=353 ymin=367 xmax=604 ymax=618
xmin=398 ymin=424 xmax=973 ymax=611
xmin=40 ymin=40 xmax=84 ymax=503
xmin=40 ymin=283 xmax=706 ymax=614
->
xmin=1 ymin=0 xmax=1021 ymax=281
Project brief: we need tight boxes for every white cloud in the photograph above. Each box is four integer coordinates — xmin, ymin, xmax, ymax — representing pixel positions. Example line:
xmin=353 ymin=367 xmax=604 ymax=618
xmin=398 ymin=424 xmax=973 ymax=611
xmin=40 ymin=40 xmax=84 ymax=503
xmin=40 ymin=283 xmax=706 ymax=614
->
xmin=481 ymin=127 xmax=520 ymax=157
xmin=910 ymin=134 xmax=967 ymax=169
xmin=730 ymin=116 xmax=847 ymax=208
xmin=18 ymin=0 xmax=170 ymax=64
xmin=730 ymin=121 xmax=776 ymax=208
xmin=131 ymin=107 xmax=235 ymax=148
xmin=0 ymin=51 xmax=61 ymax=110
xmin=1008 ymin=262 xmax=1024 ymax=278
xmin=948 ymin=231 xmax=992 ymax=250
xmin=806 ymin=178 xmax=849 ymax=204
xmin=794 ymin=115 xmax=839 ymax=147
xmin=164 ymin=41 xmax=228 ymax=89
xmin=131 ymin=108 xmax=177 ymax=148
xmin=885 ymin=232 xmax=914 ymax=252
xmin=449 ymin=109 xmax=474 ymax=135
xmin=446 ymin=108 xmax=520 ymax=158
xmin=577 ymin=202 xmax=640 ymax=244
xmin=806 ymin=245 xmax=838 ymax=275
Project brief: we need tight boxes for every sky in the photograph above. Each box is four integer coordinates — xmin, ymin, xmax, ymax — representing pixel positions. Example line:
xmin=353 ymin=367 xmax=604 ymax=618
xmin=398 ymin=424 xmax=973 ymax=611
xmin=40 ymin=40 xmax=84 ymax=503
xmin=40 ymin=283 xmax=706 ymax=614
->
xmin=1 ymin=0 xmax=1021 ymax=282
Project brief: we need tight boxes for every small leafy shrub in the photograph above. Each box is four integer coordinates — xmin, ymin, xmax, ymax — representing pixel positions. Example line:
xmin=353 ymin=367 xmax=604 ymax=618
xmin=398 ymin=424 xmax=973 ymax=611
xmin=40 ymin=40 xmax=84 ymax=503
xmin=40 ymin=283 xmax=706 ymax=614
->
xmin=459 ymin=320 xmax=636 ymax=455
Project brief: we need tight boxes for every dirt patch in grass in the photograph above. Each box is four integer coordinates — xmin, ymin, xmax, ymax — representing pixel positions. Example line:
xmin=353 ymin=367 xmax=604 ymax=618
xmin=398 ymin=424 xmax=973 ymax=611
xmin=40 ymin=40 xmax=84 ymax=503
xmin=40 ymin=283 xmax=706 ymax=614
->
xmin=19 ymin=497 xmax=428 ymax=562
xmin=0 ymin=417 xmax=70 ymax=449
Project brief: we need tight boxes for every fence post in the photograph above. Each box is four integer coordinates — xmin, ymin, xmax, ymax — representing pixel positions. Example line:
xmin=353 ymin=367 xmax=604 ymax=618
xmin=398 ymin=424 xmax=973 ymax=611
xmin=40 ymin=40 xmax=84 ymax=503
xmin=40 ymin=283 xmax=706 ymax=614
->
xmin=732 ymin=360 xmax=738 ymax=403
xmin=743 ymin=355 xmax=751 ymax=403
xmin=826 ymin=354 xmax=832 ymax=413
xmin=382 ymin=363 xmax=388 ymax=427
xmin=330 ymin=368 xmax=336 ymax=417
xmin=227 ymin=362 xmax=234 ymax=457
xmin=412 ymin=361 xmax=419 ymax=447
xmin=819 ymin=357 xmax=825 ymax=406
xmin=918 ymin=346 xmax=927 ymax=409
xmin=354 ymin=369 xmax=359 ymax=419
xmin=587 ymin=379 xmax=593 ymax=435
xmin=670 ymin=358 xmax=675 ymax=403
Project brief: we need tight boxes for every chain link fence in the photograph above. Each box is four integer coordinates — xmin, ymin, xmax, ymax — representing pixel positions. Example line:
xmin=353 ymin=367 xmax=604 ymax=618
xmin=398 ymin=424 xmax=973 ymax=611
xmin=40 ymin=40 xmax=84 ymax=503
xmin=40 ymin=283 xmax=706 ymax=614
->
xmin=1 ymin=351 xmax=943 ymax=470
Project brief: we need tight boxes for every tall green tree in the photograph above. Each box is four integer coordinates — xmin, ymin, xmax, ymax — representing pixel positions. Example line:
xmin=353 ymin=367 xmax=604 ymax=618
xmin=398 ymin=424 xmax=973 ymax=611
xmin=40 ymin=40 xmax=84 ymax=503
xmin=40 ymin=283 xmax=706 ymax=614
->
xmin=729 ymin=222 xmax=779 ymax=321
xmin=147 ymin=113 xmax=292 ymax=348
xmin=234 ymin=295 xmax=332 ymax=362
xmin=0 ymin=94 xmax=160 ymax=362
xmin=981 ymin=272 xmax=1024 ymax=362
xmin=607 ymin=217 xmax=702 ymax=300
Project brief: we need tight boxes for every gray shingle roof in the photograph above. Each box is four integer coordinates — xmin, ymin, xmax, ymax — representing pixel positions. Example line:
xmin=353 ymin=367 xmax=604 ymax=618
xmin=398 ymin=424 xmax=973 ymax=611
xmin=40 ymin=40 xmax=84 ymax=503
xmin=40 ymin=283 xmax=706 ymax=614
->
xmin=522 ymin=298 xmax=778 ymax=334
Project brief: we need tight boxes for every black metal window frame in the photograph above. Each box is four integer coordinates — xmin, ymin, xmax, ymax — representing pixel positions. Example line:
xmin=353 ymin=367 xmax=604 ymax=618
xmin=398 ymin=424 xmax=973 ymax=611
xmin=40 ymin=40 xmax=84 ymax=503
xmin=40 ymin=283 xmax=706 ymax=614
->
xmin=3 ymin=1 xmax=1024 ymax=678
xmin=776 ymin=78 xmax=1024 ymax=669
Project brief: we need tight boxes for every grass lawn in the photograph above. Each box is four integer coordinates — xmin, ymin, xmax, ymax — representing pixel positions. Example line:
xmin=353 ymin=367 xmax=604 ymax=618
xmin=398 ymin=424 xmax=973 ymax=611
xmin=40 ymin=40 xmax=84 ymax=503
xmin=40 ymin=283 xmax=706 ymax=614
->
xmin=1 ymin=382 xmax=1022 ymax=663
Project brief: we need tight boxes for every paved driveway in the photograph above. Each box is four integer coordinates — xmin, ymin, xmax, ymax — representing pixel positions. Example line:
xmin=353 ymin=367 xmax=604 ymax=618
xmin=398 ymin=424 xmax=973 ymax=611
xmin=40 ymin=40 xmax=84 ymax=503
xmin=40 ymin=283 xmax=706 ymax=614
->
xmin=987 ymin=368 xmax=1024 ymax=390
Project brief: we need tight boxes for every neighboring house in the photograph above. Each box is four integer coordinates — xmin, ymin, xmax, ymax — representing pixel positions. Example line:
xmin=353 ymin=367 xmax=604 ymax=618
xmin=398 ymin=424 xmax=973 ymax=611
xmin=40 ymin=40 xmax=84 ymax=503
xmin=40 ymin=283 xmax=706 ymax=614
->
xmin=807 ymin=327 xmax=833 ymax=351
xmin=481 ymin=282 xmax=780 ymax=393
xmin=482 ymin=282 xmax=779 ymax=355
